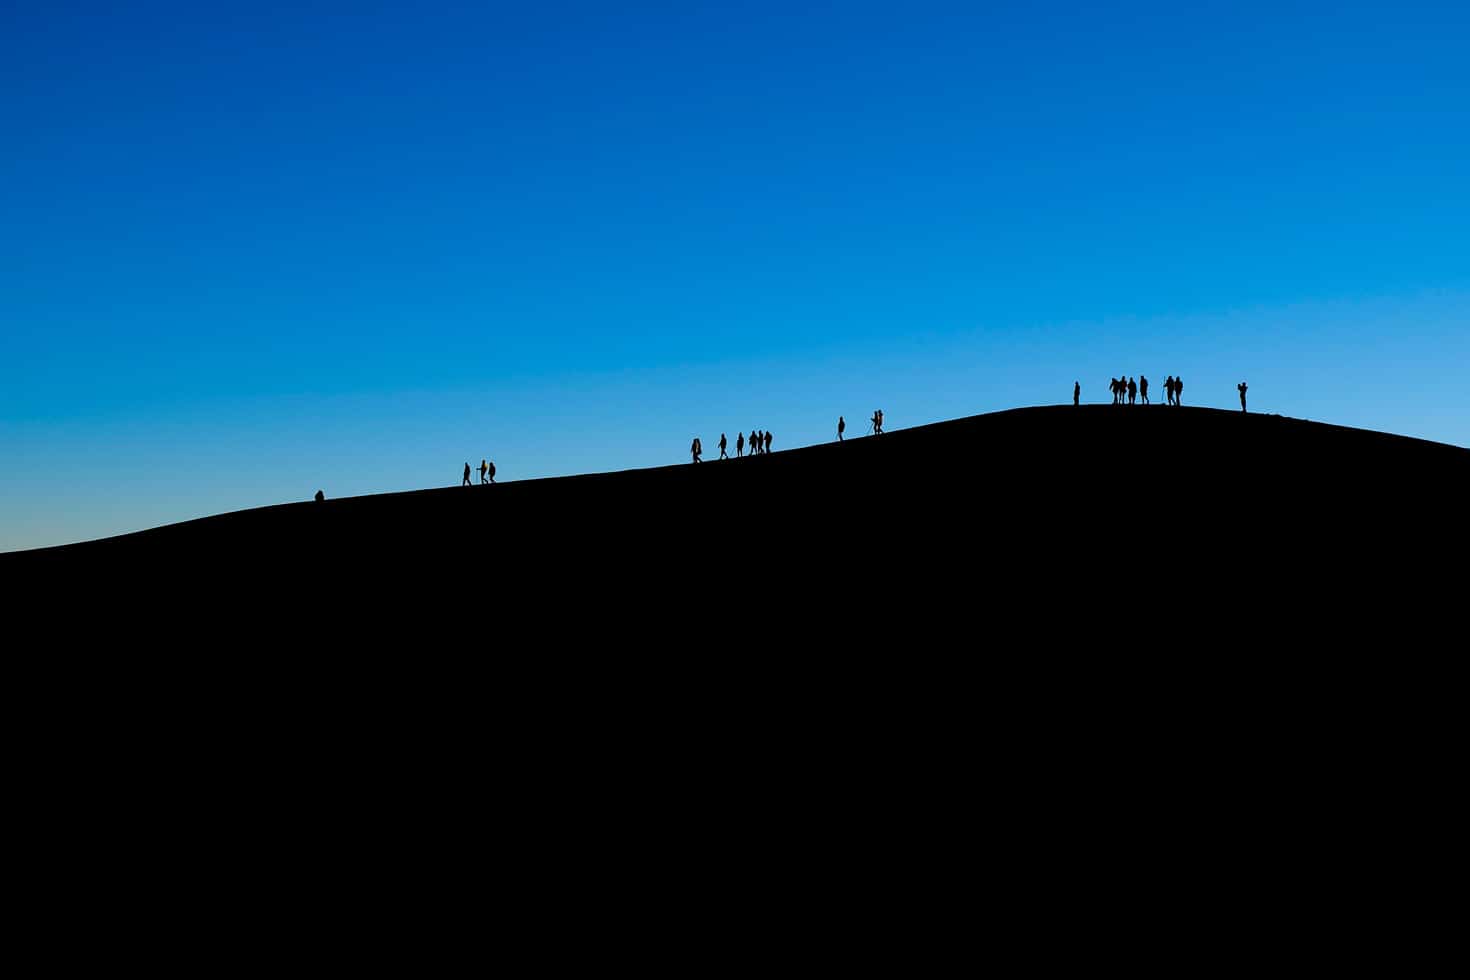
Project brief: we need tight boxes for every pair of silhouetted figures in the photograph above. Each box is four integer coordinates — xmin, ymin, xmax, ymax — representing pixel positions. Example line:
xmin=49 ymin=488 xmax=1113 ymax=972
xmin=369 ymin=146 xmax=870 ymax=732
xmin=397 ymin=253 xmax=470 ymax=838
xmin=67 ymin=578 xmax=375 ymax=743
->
xmin=1164 ymin=376 xmax=1184 ymax=406
xmin=463 ymin=459 xmax=496 ymax=485
xmin=870 ymin=409 xmax=884 ymax=435
xmin=1109 ymin=376 xmax=1150 ymax=404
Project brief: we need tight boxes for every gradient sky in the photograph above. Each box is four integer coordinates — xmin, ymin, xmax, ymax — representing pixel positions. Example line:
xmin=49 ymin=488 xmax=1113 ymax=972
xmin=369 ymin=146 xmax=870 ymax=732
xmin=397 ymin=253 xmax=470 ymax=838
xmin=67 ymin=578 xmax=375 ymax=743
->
xmin=3 ymin=1 xmax=1468 ymax=550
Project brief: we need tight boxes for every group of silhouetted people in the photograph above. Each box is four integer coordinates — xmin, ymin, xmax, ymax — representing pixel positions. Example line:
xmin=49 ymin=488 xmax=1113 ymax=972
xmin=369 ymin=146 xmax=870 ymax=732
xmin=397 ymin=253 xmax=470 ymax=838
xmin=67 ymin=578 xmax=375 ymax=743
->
xmin=691 ymin=412 xmax=884 ymax=463
xmin=1101 ymin=375 xmax=1185 ymax=406
xmin=740 ymin=430 xmax=773 ymax=456
xmin=463 ymin=459 xmax=496 ymax=485
xmin=696 ymin=430 xmax=774 ymax=462
xmin=1109 ymin=376 xmax=1152 ymax=405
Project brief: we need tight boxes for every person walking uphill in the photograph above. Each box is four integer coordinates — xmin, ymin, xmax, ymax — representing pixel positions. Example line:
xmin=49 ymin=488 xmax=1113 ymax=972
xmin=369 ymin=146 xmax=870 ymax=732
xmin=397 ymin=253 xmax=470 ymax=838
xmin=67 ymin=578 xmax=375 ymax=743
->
xmin=463 ymin=462 xmax=472 ymax=486
xmin=737 ymin=432 xmax=745 ymax=457
xmin=691 ymin=437 xmax=703 ymax=463
xmin=838 ymin=416 xmax=846 ymax=441
xmin=719 ymin=433 xmax=728 ymax=459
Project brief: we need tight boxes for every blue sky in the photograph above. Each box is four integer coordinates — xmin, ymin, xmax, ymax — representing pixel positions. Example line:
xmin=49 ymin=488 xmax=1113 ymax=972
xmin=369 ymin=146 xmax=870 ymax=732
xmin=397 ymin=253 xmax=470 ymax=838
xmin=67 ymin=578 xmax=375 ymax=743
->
xmin=3 ymin=1 xmax=1468 ymax=550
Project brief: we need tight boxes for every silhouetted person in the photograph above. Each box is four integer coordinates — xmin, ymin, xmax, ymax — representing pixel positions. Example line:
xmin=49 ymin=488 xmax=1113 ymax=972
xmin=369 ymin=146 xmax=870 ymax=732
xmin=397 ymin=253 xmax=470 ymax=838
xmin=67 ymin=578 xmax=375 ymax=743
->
xmin=1140 ymin=375 xmax=1149 ymax=405
xmin=480 ymin=459 xmax=489 ymax=484
xmin=1110 ymin=378 xmax=1118 ymax=404
xmin=753 ymin=429 xmax=762 ymax=454
xmin=764 ymin=430 xmax=772 ymax=454
xmin=719 ymin=433 xmax=728 ymax=459
xmin=1164 ymin=376 xmax=1174 ymax=406
xmin=871 ymin=409 xmax=883 ymax=434
xmin=463 ymin=462 xmax=472 ymax=486
xmin=736 ymin=432 xmax=745 ymax=457
xmin=487 ymin=460 xmax=496 ymax=483
xmin=314 ymin=490 xmax=325 ymax=502
xmin=1176 ymin=377 xmax=1184 ymax=406
xmin=1073 ymin=381 xmax=1080 ymax=406
xmin=838 ymin=416 xmax=846 ymax=441
xmin=1238 ymin=381 xmax=1248 ymax=412
xmin=1128 ymin=377 xmax=1137 ymax=405
xmin=691 ymin=437 xmax=702 ymax=463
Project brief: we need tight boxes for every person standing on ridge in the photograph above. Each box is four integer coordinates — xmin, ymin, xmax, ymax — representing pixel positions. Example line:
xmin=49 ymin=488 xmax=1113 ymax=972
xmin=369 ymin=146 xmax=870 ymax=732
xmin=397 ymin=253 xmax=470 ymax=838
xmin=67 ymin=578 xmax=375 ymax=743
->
xmin=1074 ymin=381 xmax=1080 ymax=406
xmin=719 ymin=433 xmax=728 ymax=459
xmin=1176 ymin=377 xmax=1184 ymax=406
xmin=737 ymin=432 xmax=745 ymax=457
xmin=487 ymin=460 xmax=496 ymax=483
xmin=1238 ymin=381 xmax=1248 ymax=412
xmin=764 ymin=430 xmax=773 ymax=454
xmin=1128 ymin=377 xmax=1137 ymax=405
xmin=838 ymin=416 xmax=846 ymax=441
xmin=463 ymin=462 xmax=472 ymax=486
xmin=480 ymin=459 xmax=489 ymax=484
xmin=1140 ymin=375 xmax=1149 ymax=405
xmin=1164 ymin=376 xmax=1174 ymax=406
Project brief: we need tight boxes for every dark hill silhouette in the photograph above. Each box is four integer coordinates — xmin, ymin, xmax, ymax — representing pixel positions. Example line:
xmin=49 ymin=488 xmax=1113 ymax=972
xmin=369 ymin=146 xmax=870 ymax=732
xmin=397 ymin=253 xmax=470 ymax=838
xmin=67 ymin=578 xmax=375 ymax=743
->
xmin=7 ymin=405 xmax=1463 ymax=943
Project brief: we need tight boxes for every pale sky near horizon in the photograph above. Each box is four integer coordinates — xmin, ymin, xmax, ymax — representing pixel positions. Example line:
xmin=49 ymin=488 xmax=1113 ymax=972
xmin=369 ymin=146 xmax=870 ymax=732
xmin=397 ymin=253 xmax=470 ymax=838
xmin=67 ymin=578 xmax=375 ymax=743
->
xmin=4 ymin=2 xmax=1468 ymax=551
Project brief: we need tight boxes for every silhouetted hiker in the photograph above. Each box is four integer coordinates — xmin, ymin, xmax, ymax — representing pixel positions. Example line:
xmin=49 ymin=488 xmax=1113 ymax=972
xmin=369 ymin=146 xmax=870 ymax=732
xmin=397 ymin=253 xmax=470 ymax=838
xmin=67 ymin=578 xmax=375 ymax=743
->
xmin=480 ymin=459 xmax=489 ymax=484
xmin=487 ymin=460 xmax=496 ymax=483
xmin=719 ymin=433 xmax=728 ymax=459
xmin=463 ymin=462 xmax=472 ymax=486
xmin=764 ymin=430 xmax=772 ymax=454
xmin=691 ymin=437 xmax=702 ymax=463
xmin=1109 ymin=378 xmax=1117 ymax=404
xmin=839 ymin=416 xmax=846 ymax=440
xmin=752 ymin=429 xmax=761 ymax=454
xmin=1073 ymin=381 xmax=1080 ymax=406
xmin=314 ymin=490 xmax=325 ymax=502
xmin=736 ymin=431 xmax=745 ymax=457
xmin=1164 ymin=376 xmax=1174 ymax=406
xmin=1238 ymin=381 xmax=1248 ymax=412
xmin=1175 ymin=377 xmax=1184 ymax=406
xmin=871 ymin=409 xmax=884 ymax=434
xmin=1128 ymin=377 xmax=1137 ymax=405
xmin=1140 ymin=375 xmax=1149 ymax=405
